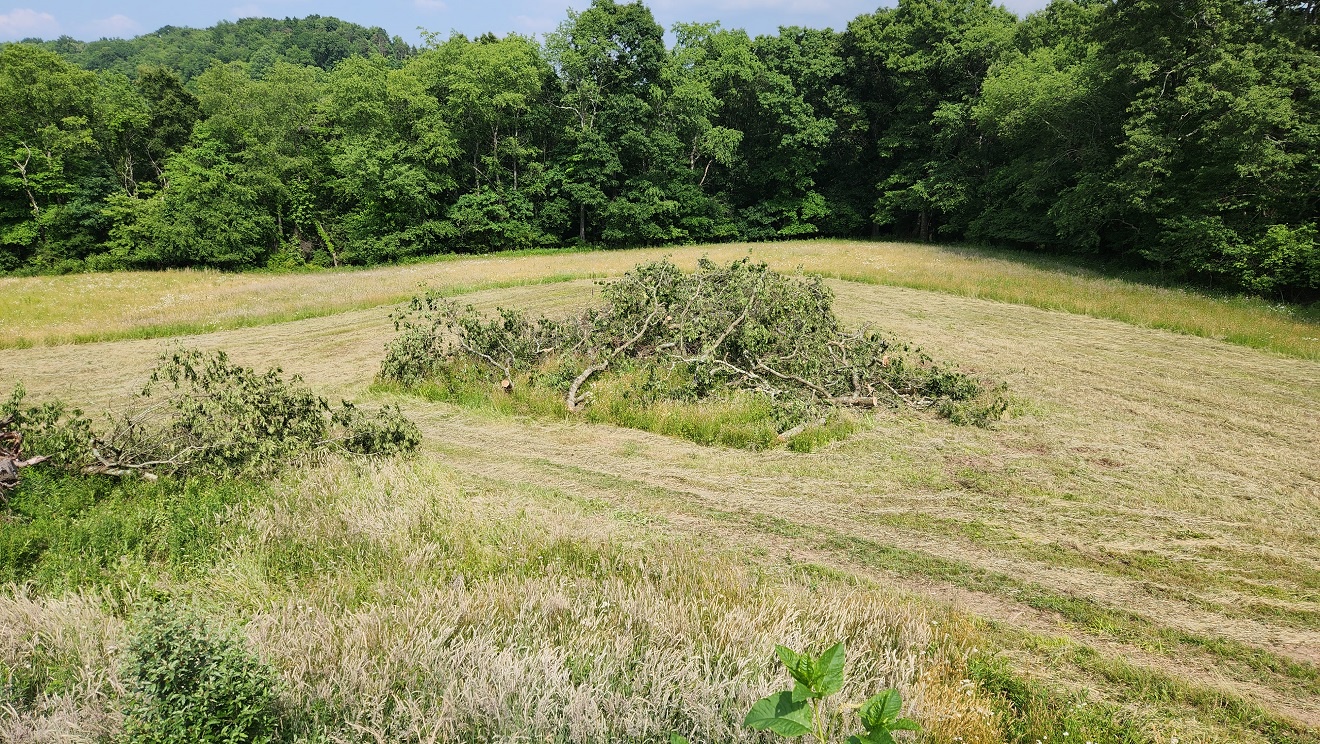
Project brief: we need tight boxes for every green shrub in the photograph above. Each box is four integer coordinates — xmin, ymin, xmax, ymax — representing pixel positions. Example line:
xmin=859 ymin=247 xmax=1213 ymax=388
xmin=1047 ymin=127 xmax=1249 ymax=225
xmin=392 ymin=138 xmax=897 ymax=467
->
xmin=122 ymin=605 xmax=279 ymax=744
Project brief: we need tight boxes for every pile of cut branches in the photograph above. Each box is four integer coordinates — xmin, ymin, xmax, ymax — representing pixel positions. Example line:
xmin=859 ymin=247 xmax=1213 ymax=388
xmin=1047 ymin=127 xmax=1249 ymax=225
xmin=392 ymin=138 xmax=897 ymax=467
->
xmin=381 ymin=258 xmax=1006 ymax=439
xmin=2 ymin=348 xmax=421 ymax=495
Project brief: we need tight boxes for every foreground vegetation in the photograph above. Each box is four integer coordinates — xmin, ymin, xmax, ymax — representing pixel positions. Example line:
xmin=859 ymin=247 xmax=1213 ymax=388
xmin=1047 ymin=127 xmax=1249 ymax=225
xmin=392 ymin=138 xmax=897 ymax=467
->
xmin=1 ymin=246 xmax=1317 ymax=742
xmin=0 ymin=459 xmax=1209 ymax=743
xmin=3 ymin=0 xmax=1317 ymax=297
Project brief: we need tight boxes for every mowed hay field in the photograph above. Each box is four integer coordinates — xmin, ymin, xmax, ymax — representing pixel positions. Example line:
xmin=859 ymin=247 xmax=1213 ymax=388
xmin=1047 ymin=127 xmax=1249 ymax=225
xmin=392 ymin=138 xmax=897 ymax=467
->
xmin=1 ymin=241 xmax=1318 ymax=743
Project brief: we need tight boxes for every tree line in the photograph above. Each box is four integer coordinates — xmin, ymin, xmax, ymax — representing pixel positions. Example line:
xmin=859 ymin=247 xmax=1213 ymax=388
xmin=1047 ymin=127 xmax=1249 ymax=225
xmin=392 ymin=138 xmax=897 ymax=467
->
xmin=1 ymin=0 xmax=1316 ymax=298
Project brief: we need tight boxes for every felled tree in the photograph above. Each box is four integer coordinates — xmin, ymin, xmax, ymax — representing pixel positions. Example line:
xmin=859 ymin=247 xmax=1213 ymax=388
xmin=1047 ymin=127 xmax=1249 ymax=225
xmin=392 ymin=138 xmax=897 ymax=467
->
xmin=381 ymin=257 xmax=1005 ymax=432
xmin=2 ymin=348 xmax=421 ymax=494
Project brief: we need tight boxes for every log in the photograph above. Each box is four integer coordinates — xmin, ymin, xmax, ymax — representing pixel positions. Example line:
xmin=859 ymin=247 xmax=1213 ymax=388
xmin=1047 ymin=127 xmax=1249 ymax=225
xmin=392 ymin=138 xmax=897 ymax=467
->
xmin=0 ymin=454 xmax=49 ymax=494
xmin=776 ymin=418 xmax=826 ymax=442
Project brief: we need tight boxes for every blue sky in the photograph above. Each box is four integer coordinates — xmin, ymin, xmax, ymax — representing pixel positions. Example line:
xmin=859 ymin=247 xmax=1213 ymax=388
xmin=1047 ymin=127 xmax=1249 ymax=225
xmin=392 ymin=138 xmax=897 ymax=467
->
xmin=3 ymin=0 xmax=1051 ymax=45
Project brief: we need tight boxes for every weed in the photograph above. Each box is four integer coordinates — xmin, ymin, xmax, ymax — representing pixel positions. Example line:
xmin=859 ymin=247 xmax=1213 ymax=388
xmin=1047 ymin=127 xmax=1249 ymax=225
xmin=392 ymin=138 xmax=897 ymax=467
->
xmin=743 ymin=641 xmax=920 ymax=744
xmin=121 ymin=604 xmax=278 ymax=744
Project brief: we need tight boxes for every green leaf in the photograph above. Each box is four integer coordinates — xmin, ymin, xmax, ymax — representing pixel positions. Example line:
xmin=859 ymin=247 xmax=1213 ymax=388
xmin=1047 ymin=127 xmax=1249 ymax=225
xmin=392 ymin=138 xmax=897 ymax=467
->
xmin=891 ymin=718 xmax=920 ymax=732
xmin=816 ymin=641 xmax=846 ymax=696
xmin=670 ymin=734 xmax=691 ymax=744
xmin=774 ymin=644 xmax=802 ymax=669
xmin=859 ymin=689 xmax=902 ymax=730
xmin=776 ymin=645 xmax=818 ymax=693
xmin=743 ymin=690 xmax=814 ymax=737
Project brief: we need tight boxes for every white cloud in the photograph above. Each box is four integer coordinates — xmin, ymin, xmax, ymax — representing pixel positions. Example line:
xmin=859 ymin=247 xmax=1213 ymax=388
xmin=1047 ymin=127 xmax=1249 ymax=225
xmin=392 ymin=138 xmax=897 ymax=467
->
xmin=415 ymin=0 xmax=447 ymax=10
xmin=0 ymin=7 xmax=60 ymax=39
xmin=81 ymin=14 xmax=142 ymax=39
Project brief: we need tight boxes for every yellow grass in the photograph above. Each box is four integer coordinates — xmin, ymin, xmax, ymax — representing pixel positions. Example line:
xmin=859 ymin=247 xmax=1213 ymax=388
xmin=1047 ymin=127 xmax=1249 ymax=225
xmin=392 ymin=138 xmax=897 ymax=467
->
xmin=1 ymin=240 xmax=1315 ymax=358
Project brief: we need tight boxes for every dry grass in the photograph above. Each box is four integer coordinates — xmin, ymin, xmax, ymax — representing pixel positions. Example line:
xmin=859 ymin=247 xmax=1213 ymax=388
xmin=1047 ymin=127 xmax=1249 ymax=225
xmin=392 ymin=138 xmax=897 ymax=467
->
xmin=2 ymin=256 xmax=1318 ymax=741
xmin=0 ymin=460 xmax=1003 ymax=743
xmin=0 ymin=590 xmax=125 ymax=743
xmin=2 ymin=240 xmax=1315 ymax=358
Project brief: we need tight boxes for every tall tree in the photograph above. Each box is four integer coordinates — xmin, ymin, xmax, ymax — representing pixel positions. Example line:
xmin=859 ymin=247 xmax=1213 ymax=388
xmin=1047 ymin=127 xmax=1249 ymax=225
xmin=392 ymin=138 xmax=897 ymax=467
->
xmin=845 ymin=0 xmax=1015 ymax=241
xmin=416 ymin=34 xmax=556 ymax=251
xmin=0 ymin=44 xmax=101 ymax=270
xmin=315 ymin=54 xmax=458 ymax=263
xmin=545 ymin=0 xmax=668 ymax=244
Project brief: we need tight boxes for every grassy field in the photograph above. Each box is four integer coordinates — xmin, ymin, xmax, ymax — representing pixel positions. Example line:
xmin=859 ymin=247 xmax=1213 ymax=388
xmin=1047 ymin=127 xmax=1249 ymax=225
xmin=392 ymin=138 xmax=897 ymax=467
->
xmin=1 ymin=240 xmax=1316 ymax=359
xmin=1 ymin=243 xmax=1318 ymax=742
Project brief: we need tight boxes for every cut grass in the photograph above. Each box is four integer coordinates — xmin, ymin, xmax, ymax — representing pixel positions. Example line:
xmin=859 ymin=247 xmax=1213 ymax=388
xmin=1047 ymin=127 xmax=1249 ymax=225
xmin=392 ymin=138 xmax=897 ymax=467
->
xmin=2 ymin=240 xmax=1316 ymax=358
xmin=502 ymin=457 xmax=1320 ymax=702
xmin=3 ymin=258 xmax=1316 ymax=741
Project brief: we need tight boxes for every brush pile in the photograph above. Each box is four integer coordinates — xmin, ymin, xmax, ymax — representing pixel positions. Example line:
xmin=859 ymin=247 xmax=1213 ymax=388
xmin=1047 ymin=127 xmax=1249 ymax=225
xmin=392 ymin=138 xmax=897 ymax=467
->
xmin=381 ymin=258 xmax=1006 ymax=429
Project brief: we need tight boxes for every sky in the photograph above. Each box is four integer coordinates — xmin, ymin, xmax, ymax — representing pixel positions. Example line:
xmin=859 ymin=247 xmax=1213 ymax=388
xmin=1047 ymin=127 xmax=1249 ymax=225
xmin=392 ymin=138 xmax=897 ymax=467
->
xmin=2 ymin=0 xmax=1052 ymax=45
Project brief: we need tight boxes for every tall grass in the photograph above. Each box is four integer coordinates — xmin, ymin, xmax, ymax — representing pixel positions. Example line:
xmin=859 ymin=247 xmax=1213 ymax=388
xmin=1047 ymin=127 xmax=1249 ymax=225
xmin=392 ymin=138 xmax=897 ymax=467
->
xmin=382 ymin=358 xmax=860 ymax=452
xmin=0 ymin=458 xmax=1162 ymax=743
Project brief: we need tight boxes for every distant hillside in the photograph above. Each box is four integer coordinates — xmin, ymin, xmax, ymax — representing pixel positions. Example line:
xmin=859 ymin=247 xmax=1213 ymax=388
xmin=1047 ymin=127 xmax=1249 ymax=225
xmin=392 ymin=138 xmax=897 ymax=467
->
xmin=26 ymin=15 xmax=414 ymax=80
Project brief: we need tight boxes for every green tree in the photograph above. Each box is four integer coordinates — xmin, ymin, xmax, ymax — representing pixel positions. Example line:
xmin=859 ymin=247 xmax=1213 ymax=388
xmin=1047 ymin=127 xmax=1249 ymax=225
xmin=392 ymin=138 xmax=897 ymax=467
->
xmin=136 ymin=66 xmax=200 ymax=181
xmin=315 ymin=54 xmax=458 ymax=263
xmin=1101 ymin=0 xmax=1320 ymax=295
xmin=545 ymin=0 xmax=669 ymax=244
xmin=844 ymin=0 xmax=1016 ymax=241
xmin=0 ymin=44 xmax=102 ymax=271
xmin=417 ymin=33 xmax=556 ymax=251
xmin=970 ymin=0 xmax=1122 ymax=250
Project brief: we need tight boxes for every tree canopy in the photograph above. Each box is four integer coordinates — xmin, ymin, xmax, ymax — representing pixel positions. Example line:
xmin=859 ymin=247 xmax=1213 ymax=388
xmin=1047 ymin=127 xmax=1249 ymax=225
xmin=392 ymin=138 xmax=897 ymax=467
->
xmin=1 ymin=0 xmax=1316 ymax=299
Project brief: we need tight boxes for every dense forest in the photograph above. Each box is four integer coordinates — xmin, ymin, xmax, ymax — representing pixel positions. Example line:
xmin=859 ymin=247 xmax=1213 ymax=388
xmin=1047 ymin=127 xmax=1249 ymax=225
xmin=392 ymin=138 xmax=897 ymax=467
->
xmin=1 ymin=0 xmax=1316 ymax=298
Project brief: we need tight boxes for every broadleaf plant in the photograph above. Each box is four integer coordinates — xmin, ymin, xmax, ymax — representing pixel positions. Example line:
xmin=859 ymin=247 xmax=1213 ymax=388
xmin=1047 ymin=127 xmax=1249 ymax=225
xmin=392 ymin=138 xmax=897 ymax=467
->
xmin=745 ymin=641 xmax=920 ymax=744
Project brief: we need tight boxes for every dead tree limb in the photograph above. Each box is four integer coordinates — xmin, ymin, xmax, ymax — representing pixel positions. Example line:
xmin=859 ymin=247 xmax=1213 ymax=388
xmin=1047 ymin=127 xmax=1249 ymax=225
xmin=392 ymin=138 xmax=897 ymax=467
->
xmin=754 ymin=362 xmax=833 ymax=399
xmin=0 ymin=429 xmax=50 ymax=497
xmin=567 ymin=293 xmax=663 ymax=412
xmin=776 ymin=418 xmax=826 ymax=442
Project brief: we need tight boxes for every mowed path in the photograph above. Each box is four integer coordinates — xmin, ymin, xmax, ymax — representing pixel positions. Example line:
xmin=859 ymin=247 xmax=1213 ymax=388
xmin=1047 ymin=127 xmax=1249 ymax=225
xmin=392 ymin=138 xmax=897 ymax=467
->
xmin=3 ymin=278 xmax=1318 ymax=729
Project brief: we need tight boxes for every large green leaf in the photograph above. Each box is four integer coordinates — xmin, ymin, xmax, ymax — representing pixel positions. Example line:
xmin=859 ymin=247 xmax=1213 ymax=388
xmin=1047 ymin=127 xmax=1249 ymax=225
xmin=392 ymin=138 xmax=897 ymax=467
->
xmin=774 ymin=645 xmax=802 ymax=667
xmin=743 ymin=690 xmax=814 ymax=737
xmin=776 ymin=645 xmax=819 ymax=695
xmin=816 ymin=641 xmax=846 ymax=696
